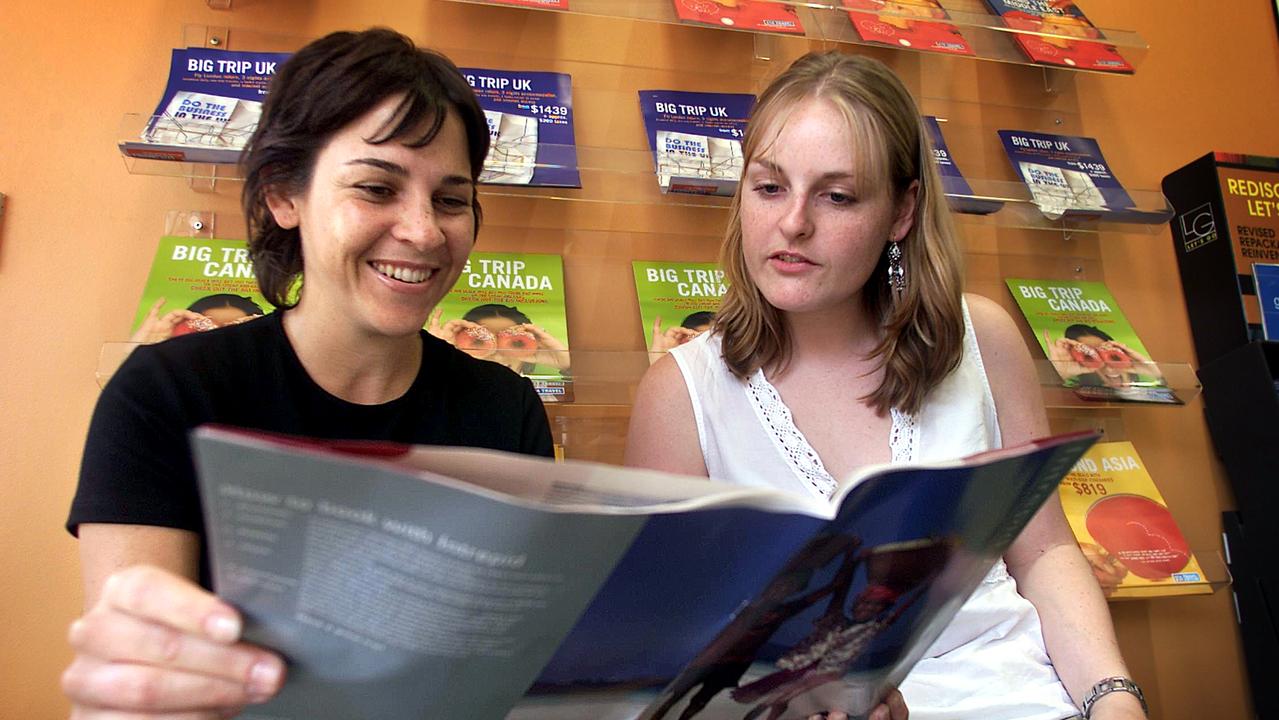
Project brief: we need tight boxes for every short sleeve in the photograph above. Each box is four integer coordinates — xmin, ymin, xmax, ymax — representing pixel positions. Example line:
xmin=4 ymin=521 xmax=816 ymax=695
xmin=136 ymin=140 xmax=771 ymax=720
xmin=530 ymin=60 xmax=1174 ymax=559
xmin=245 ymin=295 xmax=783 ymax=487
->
xmin=67 ymin=346 xmax=204 ymax=536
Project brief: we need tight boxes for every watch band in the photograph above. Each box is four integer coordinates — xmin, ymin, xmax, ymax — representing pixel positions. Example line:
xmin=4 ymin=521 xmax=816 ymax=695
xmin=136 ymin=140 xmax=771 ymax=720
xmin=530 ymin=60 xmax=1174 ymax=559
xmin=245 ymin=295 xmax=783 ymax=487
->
xmin=1082 ymin=676 xmax=1148 ymax=718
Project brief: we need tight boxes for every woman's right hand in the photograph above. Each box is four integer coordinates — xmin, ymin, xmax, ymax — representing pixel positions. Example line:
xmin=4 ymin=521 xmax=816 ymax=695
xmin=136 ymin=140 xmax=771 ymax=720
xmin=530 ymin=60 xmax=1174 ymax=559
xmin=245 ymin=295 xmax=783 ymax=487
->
xmin=62 ymin=565 xmax=286 ymax=718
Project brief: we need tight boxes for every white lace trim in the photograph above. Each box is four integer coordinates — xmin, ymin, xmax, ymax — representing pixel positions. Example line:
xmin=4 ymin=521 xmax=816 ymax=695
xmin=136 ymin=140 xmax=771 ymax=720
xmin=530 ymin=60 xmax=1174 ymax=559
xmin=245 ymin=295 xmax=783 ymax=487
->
xmin=888 ymin=407 xmax=919 ymax=464
xmin=745 ymin=370 xmax=919 ymax=500
xmin=746 ymin=370 xmax=838 ymax=499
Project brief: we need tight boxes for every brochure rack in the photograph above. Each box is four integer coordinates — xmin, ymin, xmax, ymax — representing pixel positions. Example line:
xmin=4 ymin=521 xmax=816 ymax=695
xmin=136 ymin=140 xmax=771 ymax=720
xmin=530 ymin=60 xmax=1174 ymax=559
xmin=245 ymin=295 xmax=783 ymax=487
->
xmin=442 ymin=0 xmax=1150 ymax=73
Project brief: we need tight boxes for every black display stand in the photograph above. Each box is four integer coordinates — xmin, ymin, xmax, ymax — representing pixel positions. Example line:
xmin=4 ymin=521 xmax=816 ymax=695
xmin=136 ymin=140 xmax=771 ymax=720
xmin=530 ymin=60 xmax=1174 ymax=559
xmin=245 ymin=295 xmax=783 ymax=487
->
xmin=1166 ymin=151 xmax=1279 ymax=718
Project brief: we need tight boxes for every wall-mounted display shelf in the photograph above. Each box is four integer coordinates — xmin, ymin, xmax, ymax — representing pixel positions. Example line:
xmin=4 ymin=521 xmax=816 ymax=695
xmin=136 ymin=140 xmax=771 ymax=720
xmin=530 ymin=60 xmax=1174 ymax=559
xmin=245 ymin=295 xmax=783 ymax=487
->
xmin=443 ymin=0 xmax=1148 ymax=74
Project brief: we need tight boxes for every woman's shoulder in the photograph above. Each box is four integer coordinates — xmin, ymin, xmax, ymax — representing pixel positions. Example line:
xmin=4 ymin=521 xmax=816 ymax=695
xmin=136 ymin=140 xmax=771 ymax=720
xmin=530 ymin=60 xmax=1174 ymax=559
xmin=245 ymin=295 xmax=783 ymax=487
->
xmin=119 ymin=314 xmax=283 ymax=383
xmin=962 ymin=292 xmax=1027 ymax=360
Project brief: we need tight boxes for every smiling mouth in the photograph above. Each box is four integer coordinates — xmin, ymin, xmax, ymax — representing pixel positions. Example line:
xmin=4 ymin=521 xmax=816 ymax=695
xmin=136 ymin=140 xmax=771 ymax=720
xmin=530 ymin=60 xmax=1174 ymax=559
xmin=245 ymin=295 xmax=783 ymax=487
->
xmin=371 ymin=261 xmax=436 ymax=284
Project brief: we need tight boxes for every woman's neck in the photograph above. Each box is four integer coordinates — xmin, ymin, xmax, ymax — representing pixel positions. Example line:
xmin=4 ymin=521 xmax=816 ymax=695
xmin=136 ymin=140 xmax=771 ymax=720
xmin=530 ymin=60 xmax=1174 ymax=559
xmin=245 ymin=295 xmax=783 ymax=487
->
xmin=282 ymin=302 xmax=423 ymax=406
xmin=782 ymin=299 xmax=883 ymax=365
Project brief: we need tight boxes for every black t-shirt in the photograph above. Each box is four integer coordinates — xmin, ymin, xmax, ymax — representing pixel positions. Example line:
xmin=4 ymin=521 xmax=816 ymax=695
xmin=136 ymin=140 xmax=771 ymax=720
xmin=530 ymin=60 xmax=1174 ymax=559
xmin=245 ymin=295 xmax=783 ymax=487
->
xmin=68 ymin=312 xmax=553 ymax=585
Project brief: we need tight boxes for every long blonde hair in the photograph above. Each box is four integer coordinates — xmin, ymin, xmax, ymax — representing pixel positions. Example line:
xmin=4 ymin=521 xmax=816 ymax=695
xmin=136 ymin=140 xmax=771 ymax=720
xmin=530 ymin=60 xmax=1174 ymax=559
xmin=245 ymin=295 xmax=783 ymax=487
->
xmin=715 ymin=51 xmax=965 ymax=416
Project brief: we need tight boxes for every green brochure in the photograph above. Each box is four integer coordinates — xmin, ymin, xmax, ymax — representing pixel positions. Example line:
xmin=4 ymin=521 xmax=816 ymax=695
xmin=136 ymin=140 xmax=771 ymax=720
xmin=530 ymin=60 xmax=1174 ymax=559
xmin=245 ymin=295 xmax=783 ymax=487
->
xmin=632 ymin=260 xmax=725 ymax=359
xmin=433 ymin=251 xmax=571 ymax=402
xmin=131 ymin=236 xmax=271 ymax=343
xmin=1005 ymin=278 xmax=1179 ymax=404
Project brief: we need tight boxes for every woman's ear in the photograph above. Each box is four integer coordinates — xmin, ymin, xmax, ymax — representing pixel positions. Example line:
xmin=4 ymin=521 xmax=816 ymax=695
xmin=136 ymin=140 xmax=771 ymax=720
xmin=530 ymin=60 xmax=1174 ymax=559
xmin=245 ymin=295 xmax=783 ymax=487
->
xmin=264 ymin=186 xmax=301 ymax=230
xmin=891 ymin=179 xmax=920 ymax=242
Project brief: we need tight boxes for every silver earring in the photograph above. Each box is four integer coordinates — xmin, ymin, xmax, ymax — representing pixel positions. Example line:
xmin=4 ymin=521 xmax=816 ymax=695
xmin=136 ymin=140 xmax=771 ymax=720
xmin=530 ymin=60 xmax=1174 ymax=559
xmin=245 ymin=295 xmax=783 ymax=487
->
xmin=887 ymin=240 xmax=905 ymax=294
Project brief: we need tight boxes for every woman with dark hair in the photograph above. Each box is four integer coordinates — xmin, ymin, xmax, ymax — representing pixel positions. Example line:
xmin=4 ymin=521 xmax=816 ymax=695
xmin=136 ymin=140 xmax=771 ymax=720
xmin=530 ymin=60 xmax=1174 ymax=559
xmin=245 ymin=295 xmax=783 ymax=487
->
xmin=63 ymin=28 xmax=553 ymax=717
xmin=627 ymin=52 xmax=1142 ymax=720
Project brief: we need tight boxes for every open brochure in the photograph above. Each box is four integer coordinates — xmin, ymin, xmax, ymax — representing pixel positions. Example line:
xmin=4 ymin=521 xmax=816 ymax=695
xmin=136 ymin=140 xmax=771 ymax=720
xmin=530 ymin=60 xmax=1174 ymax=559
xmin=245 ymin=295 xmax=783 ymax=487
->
xmin=120 ymin=48 xmax=290 ymax=164
xmin=192 ymin=425 xmax=1096 ymax=719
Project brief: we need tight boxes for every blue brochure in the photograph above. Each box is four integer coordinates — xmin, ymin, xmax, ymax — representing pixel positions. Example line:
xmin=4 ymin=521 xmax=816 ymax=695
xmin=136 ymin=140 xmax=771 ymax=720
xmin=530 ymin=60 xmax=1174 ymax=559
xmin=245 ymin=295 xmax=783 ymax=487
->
xmin=998 ymin=130 xmax=1165 ymax=223
xmin=924 ymin=116 xmax=1002 ymax=215
xmin=639 ymin=90 xmax=755 ymax=196
xmin=1254 ymin=263 xmax=1279 ymax=340
xmin=462 ymin=68 xmax=580 ymax=188
xmin=121 ymin=47 xmax=290 ymax=164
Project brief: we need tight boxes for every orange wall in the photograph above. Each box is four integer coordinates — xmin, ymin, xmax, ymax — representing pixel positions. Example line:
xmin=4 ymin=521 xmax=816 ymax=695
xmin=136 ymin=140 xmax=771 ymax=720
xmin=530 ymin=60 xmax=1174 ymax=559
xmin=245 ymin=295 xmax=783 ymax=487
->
xmin=1 ymin=1 xmax=1275 ymax=717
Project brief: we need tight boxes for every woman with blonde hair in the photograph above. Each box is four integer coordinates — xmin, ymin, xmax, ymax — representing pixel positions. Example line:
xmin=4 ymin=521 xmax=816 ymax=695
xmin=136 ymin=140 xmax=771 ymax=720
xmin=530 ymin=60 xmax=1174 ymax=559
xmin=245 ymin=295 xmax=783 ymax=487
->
xmin=627 ymin=51 xmax=1145 ymax=720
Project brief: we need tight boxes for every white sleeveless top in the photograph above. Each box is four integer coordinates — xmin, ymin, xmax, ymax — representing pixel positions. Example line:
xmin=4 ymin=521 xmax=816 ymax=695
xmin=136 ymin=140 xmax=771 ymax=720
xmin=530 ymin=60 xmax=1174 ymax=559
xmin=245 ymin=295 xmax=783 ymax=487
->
xmin=669 ymin=301 xmax=1080 ymax=720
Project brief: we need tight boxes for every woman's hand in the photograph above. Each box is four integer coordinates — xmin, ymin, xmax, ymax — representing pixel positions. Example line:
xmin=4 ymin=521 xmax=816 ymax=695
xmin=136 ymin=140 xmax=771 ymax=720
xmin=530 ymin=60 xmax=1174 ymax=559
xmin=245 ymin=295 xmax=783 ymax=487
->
xmin=810 ymin=689 xmax=908 ymax=720
xmin=62 ymin=565 xmax=286 ymax=718
xmin=514 ymin=323 xmax=571 ymax=370
xmin=129 ymin=298 xmax=209 ymax=344
xmin=1102 ymin=340 xmax=1163 ymax=380
xmin=1042 ymin=330 xmax=1092 ymax=381
xmin=649 ymin=317 xmax=700 ymax=364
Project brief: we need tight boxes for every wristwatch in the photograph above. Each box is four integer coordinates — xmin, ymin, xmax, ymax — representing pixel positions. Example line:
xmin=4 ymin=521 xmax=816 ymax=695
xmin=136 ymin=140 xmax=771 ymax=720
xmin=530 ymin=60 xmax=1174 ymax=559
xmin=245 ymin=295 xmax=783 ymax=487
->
xmin=1082 ymin=676 xmax=1148 ymax=718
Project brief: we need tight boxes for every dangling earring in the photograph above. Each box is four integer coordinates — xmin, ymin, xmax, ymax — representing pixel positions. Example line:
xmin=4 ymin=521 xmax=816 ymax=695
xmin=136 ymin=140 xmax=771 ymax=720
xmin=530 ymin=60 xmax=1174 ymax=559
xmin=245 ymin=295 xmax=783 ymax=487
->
xmin=887 ymin=240 xmax=905 ymax=295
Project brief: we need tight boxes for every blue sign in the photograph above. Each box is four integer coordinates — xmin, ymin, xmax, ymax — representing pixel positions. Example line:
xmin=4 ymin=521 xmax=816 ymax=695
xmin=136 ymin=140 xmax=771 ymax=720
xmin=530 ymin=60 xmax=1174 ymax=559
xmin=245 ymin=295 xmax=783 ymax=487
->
xmin=1254 ymin=263 xmax=1279 ymax=340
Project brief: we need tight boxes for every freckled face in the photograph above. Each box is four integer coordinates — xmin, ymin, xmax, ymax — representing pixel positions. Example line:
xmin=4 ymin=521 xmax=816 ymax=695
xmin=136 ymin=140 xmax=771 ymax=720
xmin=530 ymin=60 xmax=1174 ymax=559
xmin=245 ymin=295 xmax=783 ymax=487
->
xmin=740 ymin=98 xmax=915 ymax=317
xmin=269 ymin=95 xmax=477 ymax=340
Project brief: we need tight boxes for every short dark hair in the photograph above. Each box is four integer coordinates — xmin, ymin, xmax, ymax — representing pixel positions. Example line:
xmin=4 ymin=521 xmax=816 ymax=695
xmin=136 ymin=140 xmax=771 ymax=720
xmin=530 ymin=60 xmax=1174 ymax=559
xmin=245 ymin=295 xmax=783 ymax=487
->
xmin=241 ymin=28 xmax=490 ymax=309
xmin=681 ymin=311 xmax=715 ymax=329
xmin=1064 ymin=324 xmax=1114 ymax=342
xmin=463 ymin=304 xmax=531 ymax=324
xmin=187 ymin=293 xmax=264 ymax=316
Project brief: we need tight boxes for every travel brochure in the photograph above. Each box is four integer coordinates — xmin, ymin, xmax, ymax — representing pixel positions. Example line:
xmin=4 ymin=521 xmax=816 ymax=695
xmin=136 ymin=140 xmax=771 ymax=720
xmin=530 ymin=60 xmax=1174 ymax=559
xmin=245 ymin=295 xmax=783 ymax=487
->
xmin=193 ymin=424 xmax=1096 ymax=720
xmin=131 ymin=236 xmax=271 ymax=344
xmin=431 ymin=251 xmax=572 ymax=402
xmin=461 ymin=68 xmax=581 ymax=188
xmin=632 ymin=260 xmax=725 ymax=361
xmin=981 ymin=0 xmax=1132 ymax=73
xmin=1060 ymin=441 xmax=1210 ymax=599
xmin=120 ymin=48 xmax=290 ymax=164
xmin=1005 ymin=277 xmax=1180 ymax=404
xmin=842 ymin=0 xmax=974 ymax=56
xmin=638 ymin=90 xmax=755 ymax=196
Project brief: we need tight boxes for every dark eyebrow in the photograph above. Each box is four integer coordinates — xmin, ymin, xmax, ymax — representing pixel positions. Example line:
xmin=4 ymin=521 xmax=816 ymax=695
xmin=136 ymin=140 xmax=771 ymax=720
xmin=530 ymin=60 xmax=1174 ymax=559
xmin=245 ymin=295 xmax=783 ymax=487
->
xmin=346 ymin=158 xmax=474 ymax=188
xmin=346 ymin=157 xmax=408 ymax=176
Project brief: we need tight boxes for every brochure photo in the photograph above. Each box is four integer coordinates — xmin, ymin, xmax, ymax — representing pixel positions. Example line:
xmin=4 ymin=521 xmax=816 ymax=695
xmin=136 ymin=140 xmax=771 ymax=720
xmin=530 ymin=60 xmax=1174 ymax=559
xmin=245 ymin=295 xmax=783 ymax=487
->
xmin=462 ymin=68 xmax=580 ymax=188
xmin=192 ymin=425 xmax=1096 ymax=720
xmin=1005 ymin=277 xmax=1180 ymax=404
xmin=1060 ymin=441 xmax=1211 ymax=599
xmin=639 ymin=90 xmax=755 ymax=196
xmin=122 ymin=48 xmax=290 ymax=164
xmin=431 ymin=251 xmax=572 ymax=402
xmin=130 ymin=236 xmax=271 ymax=344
